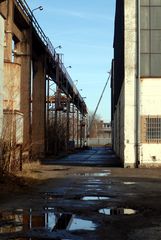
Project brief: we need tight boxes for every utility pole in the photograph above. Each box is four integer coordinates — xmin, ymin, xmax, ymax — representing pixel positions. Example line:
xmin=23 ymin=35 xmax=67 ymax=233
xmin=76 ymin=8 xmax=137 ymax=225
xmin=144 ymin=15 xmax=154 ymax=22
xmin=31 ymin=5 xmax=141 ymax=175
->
xmin=87 ymin=72 xmax=111 ymax=137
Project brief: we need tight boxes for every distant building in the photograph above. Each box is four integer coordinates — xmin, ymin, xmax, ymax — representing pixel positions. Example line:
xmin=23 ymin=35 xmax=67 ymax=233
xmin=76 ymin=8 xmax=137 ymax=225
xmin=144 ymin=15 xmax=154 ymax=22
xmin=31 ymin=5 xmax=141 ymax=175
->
xmin=98 ymin=121 xmax=112 ymax=140
xmin=88 ymin=121 xmax=111 ymax=146
xmin=111 ymin=0 xmax=161 ymax=167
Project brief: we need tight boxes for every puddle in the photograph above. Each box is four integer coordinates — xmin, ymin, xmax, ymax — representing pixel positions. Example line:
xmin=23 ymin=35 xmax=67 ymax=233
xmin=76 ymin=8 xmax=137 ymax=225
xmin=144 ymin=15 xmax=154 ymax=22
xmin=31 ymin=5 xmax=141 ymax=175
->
xmin=94 ymin=188 xmax=104 ymax=191
xmin=0 ymin=210 xmax=24 ymax=233
xmin=125 ymin=193 xmax=136 ymax=196
xmin=99 ymin=208 xmax=137 ymax=215
xmin=74 ymin=172 xmax=110 ymax=177
xmin=0 ymin=208 xmax=97 ymax=237
xmin=91 ymin=173 xmax=111 ymax=177
xmin=82 ymin=196 xmax=110 ymax=200
xmin=69 ymin=218 xmax=96 ymax=231
xmin=42 ymin=192 xmax=63 ymax=200
xmin=87 ymin=179 xmax=102 ymax=183
xmin=84 ymin=184 xmax=102 ymax=188
xmin=123 ymin=182 xmax=136 ymax=185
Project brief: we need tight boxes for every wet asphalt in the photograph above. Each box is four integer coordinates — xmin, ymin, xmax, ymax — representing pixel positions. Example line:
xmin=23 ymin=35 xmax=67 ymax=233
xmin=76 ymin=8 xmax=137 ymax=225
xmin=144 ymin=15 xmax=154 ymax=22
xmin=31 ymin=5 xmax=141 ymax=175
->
xmin=44 ymin=147 xmax=121 ymax=167
xmin=1 ymin=147 xmax=161 ymax=240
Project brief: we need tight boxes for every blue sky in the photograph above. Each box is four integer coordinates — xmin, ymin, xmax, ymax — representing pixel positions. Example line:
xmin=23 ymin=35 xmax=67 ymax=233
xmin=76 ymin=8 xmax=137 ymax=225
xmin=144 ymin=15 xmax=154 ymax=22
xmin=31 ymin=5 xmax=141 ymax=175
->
xmin=28 ymin=0 xmax=115 ymax=122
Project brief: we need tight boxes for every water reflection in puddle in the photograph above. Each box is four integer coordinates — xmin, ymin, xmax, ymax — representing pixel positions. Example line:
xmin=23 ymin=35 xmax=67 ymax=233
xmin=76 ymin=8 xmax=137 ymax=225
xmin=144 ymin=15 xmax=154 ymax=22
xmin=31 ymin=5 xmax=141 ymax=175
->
xmin=69 ymin=218 xmax=96 ymax=231
xmin=74 ymin=172 xmax=110 ymax=177
xmin=0 ymin=208 xmax=97 ymax=238
xmin=85 ymin=184 xmax=102 ymax=188
xmin=87 ymin=180 xmax=102 ymax=183
xmin=82 ymin=196 xmax=110 ymax=200
xmin=99 ymin=208 xmax=137 ymax=215
xmin=123 ymin=182 xmax=136 ymax=185
xmin=0 ymin=210 xmax=24 ymax=233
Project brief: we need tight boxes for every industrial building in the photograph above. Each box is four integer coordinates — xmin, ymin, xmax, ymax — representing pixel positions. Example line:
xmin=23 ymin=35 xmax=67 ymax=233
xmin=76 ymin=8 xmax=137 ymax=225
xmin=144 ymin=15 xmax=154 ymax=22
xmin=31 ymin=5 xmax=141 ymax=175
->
xmin=88 ymin=121 xmax=112 ymax=146
xmin=111 ymin=0 xmax=161 ymax=167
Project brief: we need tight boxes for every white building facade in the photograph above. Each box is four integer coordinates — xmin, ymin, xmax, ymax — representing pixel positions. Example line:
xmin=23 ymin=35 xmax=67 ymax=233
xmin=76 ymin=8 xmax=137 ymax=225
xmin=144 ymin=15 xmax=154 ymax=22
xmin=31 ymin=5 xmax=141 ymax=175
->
xmin=112 ymin=0 xmax=161 ymax=167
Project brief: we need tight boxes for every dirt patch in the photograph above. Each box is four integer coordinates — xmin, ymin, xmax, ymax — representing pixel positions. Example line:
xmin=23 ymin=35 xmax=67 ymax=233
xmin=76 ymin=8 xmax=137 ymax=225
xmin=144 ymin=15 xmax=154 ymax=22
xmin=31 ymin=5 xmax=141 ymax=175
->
xmin=0 ymin=173 xmax=28 ymax=193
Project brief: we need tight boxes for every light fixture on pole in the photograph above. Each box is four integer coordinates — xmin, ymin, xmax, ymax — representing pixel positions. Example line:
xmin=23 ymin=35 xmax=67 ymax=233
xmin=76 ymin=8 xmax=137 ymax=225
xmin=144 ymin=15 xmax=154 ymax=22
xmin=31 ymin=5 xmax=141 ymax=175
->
xmin=74 ymin=80 xmax=78 ymax=85
xmin=66 ymin=66 xmax=72 ymax=69
xmin=55 ymin=45 xmax=62 ymax=50
xmin=32 ymin=6 xmax=43 ymax=13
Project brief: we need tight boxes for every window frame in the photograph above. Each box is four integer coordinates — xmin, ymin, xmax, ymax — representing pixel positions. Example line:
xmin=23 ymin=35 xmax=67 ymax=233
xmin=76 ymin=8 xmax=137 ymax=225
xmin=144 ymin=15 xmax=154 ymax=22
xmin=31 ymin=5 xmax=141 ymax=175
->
xmin=140 ymin=2 xmax=161 ymax=77
xmin=141 ymin=116 xmax=161 ymax=143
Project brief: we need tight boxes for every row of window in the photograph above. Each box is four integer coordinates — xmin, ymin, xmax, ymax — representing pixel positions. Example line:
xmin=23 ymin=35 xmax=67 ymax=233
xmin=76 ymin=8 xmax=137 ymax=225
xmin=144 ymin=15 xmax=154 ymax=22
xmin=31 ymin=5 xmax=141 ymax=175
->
xmin=140 ymin=53 xmax=161 ymax=76
xmin=140 ymin=0 xmax=161 ymax=6
xmin=141 ymin=7 xmax=161 ymax=29
xmin=141 ymin=0 xmax=161 ymax=6
xmin=140 ymin=4 xmax=161 ymax=76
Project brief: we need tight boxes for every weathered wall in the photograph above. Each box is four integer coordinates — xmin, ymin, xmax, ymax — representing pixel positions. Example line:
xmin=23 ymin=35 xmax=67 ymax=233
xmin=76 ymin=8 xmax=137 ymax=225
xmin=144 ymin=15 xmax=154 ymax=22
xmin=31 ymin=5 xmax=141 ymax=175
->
xmin=32 ymin=56 xmax=46 ymax=158
xmin=123 ymin=0 xmax=137 ymax=167
xmin=113 ymin=84 xmax=124 ymax=164
xmin=4 ymin=62 xmax=21 ymax=111
xmin=113 ymin=0 xmax=124 ymax=107
xmin=141 ymin=79 xmax=161 ymax=116
xmin=113 ymin=0 xmax=136 ymax=167
xmin=113 ymin=0 xmax=161 ymax=168
xmin=88 ymin=138 xmax=111 ymax=146
xmin=140 ymin=79 xmax=161 ymax=167
xmin=0 ymin=15 xmax=4 ymax=135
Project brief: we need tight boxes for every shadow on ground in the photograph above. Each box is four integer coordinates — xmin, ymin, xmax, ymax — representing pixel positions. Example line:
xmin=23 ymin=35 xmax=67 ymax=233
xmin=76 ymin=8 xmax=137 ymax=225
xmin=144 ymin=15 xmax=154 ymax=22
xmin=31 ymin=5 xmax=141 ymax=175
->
xmin=43 ymin=146 xmax=122 ymax=168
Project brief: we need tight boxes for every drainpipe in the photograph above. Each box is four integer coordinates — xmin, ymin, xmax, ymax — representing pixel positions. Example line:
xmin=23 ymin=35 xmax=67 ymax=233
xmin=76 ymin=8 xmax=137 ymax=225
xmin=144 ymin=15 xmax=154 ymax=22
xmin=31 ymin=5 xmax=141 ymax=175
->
xmin=136 ymin=0 xmax=141 ymax=168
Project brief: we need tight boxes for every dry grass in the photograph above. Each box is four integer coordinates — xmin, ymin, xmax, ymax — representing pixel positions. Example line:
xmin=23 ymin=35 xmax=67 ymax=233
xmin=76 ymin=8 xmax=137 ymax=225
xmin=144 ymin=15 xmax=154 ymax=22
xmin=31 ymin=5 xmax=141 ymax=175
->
xmin=0 ymin=160 xmax=42 ymax=195
xmin=16 ymin=160 xmax=41 ymax=182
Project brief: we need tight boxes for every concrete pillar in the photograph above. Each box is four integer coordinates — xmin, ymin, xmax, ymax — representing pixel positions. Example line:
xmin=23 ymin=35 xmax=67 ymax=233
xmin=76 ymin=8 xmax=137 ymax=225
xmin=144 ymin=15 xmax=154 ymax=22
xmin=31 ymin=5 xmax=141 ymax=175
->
xmin=46 ymin=76 xmax=50 ymax=153
xmin=4 ymin=0 xmax=13 ymax=62
xmin=20 ymin=29 xmax=31 ymax=152
xmin=80 ymin=114 xmax=83 ymax=148
xmin=54 ymin=60 xmax=60 ymax=155
xmin=72 ymin=104 xmax=75 ymax=142
xmin=76 ymin=109 xmax=79 ymax=148
xmin=54 ymin=108 xmax=58 ymax=155
xmin=0 ymin=15 xmax=4 ymax=135
xmin=32 ymin=55 xmax=46 ymax=158
xmin=66 ymin=98 xmax=70 ymax=151
xmin=124 ymin=0 xmax=137 ymax=167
